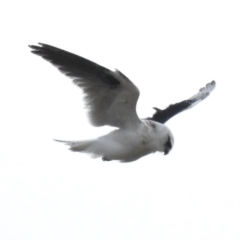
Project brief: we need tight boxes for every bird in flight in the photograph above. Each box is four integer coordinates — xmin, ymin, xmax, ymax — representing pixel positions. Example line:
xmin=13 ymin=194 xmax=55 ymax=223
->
xmin=29 ymin=43 xmax=216 ymax=162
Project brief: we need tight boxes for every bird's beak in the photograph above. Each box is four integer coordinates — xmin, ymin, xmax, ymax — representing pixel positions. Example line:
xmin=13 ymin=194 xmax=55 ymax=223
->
xmin=164 ymin=149 xmax=169 ymax=155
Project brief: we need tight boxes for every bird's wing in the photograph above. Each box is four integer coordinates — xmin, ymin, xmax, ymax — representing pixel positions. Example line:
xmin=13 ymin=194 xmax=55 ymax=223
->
xmin=29 ymin=43 xmax=141 ymax=128
xmin=149 ymin=80 xmax=216 ymax=124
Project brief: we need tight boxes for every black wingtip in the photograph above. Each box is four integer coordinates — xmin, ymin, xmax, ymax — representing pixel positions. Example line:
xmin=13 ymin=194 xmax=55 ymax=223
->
xmin=29 ymin=43 xmax=56 ymax=57
xmin=37 ymin=43 xmax=60 ymax=51
xmin=28 ymin=44 xmax=42 ymax=51
xmin=38 ymin=43 xmax=47 ymax=47
xmin=28 ymin=43 xmax=50 ymax=50
xmin=28 ymin=44 xmax=36 ymax=49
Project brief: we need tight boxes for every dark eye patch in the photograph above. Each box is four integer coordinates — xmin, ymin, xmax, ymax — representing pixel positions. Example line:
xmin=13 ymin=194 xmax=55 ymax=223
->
xmin=165 ymin=136 xmax=172 ymax=150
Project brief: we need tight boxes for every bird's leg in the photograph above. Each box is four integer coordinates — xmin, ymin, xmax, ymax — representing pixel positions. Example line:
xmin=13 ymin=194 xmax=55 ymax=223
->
xmin=102 ymin=156 xmax=112 ymax=161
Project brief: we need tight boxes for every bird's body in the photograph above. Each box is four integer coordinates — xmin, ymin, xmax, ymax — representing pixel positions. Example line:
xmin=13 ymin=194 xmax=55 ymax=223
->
xmin=57 ymin=120 xmax=173 ymax=162
xmin=29 ymin=43 xmax=215 ymax=162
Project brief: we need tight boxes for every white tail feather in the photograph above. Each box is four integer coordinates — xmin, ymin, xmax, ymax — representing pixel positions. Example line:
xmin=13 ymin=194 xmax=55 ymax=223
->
xmin=54 ymin=139 xmax=95 ymax=152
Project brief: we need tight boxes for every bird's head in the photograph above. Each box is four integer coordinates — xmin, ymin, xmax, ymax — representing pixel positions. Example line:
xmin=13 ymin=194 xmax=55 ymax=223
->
xmin=163 ymin=135 xmax=174 ymax=155
xmin=156 ymin=124 xmax=174 ymax=155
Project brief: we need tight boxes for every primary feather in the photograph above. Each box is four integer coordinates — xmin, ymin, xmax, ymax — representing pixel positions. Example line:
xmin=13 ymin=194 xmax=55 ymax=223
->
xmin=30 ymin=43 xmax=140 ymax=128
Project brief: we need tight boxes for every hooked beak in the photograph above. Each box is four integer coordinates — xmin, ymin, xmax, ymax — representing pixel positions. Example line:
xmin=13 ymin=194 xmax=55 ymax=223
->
xmin=164 ymin=149 xmax=169 ymax=155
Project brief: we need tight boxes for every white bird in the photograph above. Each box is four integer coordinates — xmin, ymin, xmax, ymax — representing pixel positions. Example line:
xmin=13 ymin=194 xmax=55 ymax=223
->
xmin=29 ymin=43 xmax=216 ymax=162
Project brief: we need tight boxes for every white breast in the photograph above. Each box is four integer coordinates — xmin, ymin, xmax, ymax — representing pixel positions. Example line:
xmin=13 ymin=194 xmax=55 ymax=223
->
xmin=91 ymin=120 xmax=172 ymax=161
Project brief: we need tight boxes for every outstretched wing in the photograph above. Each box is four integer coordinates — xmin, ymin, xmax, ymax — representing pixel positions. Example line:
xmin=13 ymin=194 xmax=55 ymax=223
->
xmin=29 ymin=43 xmax=141 ymax=128
xmin=149 ymin=81 xmax=216 ymax=124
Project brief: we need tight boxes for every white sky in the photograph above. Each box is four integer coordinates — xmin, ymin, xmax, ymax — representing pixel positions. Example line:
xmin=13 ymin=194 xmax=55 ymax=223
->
xmin=1 ymin=0 xmax=240 ymax=239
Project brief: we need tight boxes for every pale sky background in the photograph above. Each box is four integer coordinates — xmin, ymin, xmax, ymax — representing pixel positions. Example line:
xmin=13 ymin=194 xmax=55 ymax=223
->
xmin=1 ymin=0 xmax=240 ymax=239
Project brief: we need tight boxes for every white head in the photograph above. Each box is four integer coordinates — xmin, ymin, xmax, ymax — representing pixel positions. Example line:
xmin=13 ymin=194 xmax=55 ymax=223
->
xmin=149 ymin=121 xmax=174 ymax=155
xmin=163 ymin=130 xmax=174 ymax=155
xmin=161 ymin=126 xmax=174 ymax=155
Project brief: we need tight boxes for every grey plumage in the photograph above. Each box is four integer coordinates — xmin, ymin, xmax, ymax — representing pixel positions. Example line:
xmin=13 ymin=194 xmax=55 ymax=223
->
xmin=29 ymin=43 xmax=216 ymax=161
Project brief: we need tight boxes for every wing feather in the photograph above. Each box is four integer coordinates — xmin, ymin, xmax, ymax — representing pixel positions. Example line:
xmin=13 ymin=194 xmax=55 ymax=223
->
xmin=29 ymin=43 xmax=140 ymax=128
xmin=149 ymin=81 xmax=216 ymax=123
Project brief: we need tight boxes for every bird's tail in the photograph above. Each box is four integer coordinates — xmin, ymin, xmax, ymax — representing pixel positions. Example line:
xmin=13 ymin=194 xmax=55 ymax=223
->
xmin=54 ymin=139 xmax=95 ymax=152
